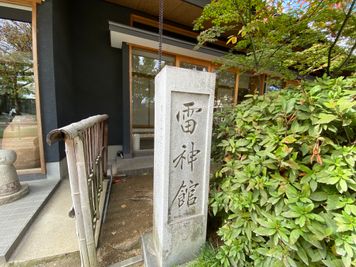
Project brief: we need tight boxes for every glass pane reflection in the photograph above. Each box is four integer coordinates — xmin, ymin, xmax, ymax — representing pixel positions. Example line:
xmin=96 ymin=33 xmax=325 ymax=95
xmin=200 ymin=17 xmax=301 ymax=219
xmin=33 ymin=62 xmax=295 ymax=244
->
xmin=215 ymin=71 xmax=236 ymax=108
xmin=132 ymin=49 xmax=175 ymax=128
xmin=0 ymin=18 xmax=40 ymax=170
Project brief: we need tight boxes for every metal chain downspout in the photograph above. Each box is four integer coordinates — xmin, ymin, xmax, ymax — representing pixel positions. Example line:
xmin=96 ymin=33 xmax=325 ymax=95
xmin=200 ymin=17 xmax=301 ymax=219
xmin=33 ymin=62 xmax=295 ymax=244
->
xmin=158 ymin=0 xmax=164 ymax=69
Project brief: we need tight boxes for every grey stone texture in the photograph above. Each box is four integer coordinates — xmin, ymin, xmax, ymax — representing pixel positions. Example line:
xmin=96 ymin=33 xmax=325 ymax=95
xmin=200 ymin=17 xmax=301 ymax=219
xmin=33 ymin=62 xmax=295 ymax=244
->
xmin=0 ymin=150 xmax=29 ymax=206
xmin=145 ymin=66 xmax=215 ymax=267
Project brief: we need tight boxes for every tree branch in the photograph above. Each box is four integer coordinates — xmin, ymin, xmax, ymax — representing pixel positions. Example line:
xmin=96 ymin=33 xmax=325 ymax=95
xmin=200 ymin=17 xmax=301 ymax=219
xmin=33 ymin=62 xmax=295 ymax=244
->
xmin=332 ymin=41 xmax=356 ymax=76
xmin=326 ymin=0 xmax=356 ymax=75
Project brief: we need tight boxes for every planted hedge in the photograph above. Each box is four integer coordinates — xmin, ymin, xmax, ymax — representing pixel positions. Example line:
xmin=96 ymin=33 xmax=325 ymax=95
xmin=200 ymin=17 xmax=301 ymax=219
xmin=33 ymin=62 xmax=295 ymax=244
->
xmin=208 ymin=76 xmax=356 ymax=267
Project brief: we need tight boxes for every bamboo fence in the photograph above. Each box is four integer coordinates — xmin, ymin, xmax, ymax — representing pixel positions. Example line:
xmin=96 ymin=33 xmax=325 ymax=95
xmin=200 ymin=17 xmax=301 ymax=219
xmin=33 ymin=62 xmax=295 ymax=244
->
xmin=47 ymin=114 xmax=109 ymax=267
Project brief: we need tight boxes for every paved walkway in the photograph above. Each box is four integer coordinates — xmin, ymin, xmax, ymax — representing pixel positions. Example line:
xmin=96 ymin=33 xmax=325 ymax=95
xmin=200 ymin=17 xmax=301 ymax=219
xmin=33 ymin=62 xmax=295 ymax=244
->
xmin=0 ymin=179 xmax=59 ymax=265
xmin=7 ymin=179 xmax=79 ymax=267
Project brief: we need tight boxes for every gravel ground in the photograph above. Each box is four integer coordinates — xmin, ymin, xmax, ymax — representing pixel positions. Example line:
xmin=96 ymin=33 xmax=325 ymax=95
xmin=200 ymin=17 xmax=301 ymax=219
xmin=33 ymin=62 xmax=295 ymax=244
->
xmin=97 ymin=175 xmax=153 ymax=267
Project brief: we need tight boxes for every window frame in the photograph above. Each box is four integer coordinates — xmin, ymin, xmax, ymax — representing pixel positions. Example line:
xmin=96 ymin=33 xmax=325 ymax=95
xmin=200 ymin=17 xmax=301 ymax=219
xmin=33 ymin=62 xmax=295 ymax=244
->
xmin=0 ymin=0 xmax=45 ymax=174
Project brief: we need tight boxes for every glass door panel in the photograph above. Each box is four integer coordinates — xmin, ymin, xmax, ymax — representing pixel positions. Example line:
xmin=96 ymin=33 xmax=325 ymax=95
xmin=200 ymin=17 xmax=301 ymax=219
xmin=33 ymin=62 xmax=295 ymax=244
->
xmin=179 ymin=62 xmax=209 ymax=71
xmin=215 ymin=71 xmax=236 ymax=108
xmin=238 ymin=73 xmax=261 ymax=103
xmin=0 ymin=18 xmax=41 ymax=170
xmin=177 ymin=57 xmax=210 ymax=72
xmin=131 ymin=49 xmax=175 ymax=151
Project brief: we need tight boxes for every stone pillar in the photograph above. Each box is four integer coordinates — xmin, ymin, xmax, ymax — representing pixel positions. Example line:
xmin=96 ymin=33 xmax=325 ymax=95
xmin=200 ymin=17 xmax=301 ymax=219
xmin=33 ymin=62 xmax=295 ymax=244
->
xmin=142 ymin=66 xmax=215 ymax=266
xmin=0 ymin=150 xmax=29 ymax=205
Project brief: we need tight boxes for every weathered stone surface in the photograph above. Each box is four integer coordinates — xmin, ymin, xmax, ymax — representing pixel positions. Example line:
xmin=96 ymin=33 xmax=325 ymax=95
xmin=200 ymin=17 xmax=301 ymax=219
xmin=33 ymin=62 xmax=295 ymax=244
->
xmin=0 ymin=149 xmax=29 ymax=205
xmin=144 ymin=66 xmax=215 ymax=267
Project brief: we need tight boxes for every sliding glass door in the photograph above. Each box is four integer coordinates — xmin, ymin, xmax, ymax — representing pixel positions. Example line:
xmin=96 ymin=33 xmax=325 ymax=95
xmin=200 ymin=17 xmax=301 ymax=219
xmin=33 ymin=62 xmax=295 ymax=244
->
xmin=0 ymin=15 xmax=42 ymax=171
xmin=131 ymin=49 xmax=175 ymax=151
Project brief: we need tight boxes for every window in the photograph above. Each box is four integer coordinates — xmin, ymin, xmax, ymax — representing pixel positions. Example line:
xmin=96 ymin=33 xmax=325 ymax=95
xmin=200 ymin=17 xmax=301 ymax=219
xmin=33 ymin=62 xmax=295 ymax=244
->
xmin=238 ymin=73 xmax=261 ymax=102
xmin=131 ymin=49 xmax=175 ymax=128
xmin=0 ymin=4 xmax=43 ymax=173
xmin=215 ymin=71 xmax=236 ymax=108
xmin=129 ymin=47 xmax=268 ymax=153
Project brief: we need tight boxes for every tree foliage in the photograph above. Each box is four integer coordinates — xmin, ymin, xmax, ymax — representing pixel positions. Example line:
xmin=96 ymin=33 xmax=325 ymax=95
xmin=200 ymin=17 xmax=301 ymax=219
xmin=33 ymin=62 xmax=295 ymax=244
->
xmin=197 ymin=76 xmax=356 ymax=267
xmin=194 ymin=0 xmax=356 ymax=79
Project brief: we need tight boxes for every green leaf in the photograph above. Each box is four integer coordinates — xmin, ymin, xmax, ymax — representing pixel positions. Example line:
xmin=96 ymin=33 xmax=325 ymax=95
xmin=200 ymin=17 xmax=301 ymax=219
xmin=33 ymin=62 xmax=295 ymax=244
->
xmin=254 ymin=227 xmax=276 ymax=236
xmin=282 ymin=211 xmax=300 ymax=218
xmin=337 ymin=98 xmax=355 ymax=112
xmin=316 ymin=113 xmax=338 ymax=124
xmin=318 ymin=175 xmax=340 ymax=185
xmin=286 ymin=185 xmax=299 ymax=199
xmin=275 ymin=199 xmax=284 ymax=215
xmin=235 ymin=139 xmax=250 ymax=147
xmin=310 ymin=180 xmax=318 ymax=192
xmin=296 ymin=216 xmax=306 ymax=227
xmin=282 ymin=135 xmax=297 ymax=144
xmin=300 ymin=144 xmax=309 ymax=156
xmin=338 ymin=179 xmax=348 ymax=193
xmin=256 ymin=218 xmax=273 ymax=228
xmin=345 ymin=205 xmax=356 ymax=216
xmin=286 ymin=99 xmax=296 ymax=114
xmin=344 ymin=243 xmax=353 ymax=258
xmin=310 ymin=191 xmax=328 ymax=201
xmin=286 ymin=159 xmax=299 ymax=169
xmin=296 ymin=246 xmax=309 ymax=265
xmin=302 ymin=233 xmax=322 ymax=249
xmin=287 ymin=256 xmax=297 ymax=267
xmin=326 ymin=195 xmax=343 ymax=210
xmin=342 ymin=256 xmax=351 ymax=267
xmin=322 ymin=259 xmax=344 ymax=267
xmin=290 ymin=229 xmax=301 ymax=244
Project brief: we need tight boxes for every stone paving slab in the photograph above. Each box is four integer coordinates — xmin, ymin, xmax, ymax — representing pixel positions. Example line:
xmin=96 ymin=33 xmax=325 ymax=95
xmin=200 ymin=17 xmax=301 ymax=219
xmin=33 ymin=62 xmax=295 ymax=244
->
xmin=112 ymin=156 xmax=153 ymax=176
xmin=0 ymin=179 xmax=60 ymax=264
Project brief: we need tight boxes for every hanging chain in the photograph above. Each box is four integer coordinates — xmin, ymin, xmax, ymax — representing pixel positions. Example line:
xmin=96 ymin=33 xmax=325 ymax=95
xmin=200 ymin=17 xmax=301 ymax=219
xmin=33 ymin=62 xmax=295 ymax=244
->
xmin=158 ymin=0 xmax=164 ymax=70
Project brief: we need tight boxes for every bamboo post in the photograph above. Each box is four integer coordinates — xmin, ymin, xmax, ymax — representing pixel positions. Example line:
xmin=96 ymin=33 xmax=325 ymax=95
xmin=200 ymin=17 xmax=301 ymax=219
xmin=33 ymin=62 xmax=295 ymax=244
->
xmin=64 ymin=139 xmax=90 ymax=267
xmin=75 ymin=136 xmax=98 ymax=267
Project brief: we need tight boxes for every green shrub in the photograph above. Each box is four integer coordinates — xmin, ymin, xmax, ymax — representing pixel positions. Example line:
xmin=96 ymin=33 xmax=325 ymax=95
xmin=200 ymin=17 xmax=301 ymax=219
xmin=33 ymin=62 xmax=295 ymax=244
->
xmin=208 ymin=76 xmax=356 ymax=267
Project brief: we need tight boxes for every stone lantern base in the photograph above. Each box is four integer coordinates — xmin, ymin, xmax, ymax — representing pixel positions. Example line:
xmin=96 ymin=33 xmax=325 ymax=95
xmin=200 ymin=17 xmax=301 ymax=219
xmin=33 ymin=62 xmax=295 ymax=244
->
xmin=0 ymin=184 xmax=29 ymax=205
xmin=0 ymin=150 xmax=29 ymax=206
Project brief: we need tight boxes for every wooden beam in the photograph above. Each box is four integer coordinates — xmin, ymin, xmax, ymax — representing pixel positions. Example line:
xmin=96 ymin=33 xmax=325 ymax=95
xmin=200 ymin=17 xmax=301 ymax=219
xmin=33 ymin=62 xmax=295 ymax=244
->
xmin=131 ymin=14 xmax=227 ymax=48
xmin=31 ymin=1 xmax=46 ymax=174
xmin=0 ymin=0 xmax=41 ymax=7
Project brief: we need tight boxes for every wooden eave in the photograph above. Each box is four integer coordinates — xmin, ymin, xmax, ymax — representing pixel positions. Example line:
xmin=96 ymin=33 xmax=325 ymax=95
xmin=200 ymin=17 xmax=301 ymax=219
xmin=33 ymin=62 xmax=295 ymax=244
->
xmin=0 ymin=0 xmax=42 ymax=7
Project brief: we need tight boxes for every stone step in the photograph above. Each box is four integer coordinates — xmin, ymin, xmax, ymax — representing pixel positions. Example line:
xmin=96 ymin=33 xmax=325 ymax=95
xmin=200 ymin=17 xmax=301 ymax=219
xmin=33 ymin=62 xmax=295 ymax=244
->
xmin=112 ymin=155 xmax=153 ymax=176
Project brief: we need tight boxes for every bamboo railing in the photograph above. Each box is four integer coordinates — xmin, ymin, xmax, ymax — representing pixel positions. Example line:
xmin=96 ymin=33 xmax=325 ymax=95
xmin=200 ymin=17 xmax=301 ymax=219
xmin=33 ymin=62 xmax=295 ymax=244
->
xmin=47 ymin=114 xmax=109 ymax=267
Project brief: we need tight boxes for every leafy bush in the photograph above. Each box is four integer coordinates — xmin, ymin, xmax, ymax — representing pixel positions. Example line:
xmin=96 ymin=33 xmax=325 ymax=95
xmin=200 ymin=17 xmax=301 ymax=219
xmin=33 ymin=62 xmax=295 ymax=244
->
xmin=208 ymin=76 xmax=356 ymax=267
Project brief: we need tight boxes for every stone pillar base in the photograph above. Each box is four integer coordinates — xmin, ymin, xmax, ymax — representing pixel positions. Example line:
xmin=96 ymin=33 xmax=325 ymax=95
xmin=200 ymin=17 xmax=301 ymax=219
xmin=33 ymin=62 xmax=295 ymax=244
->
xmin=141 ymin=231 xmax=159 ymax=267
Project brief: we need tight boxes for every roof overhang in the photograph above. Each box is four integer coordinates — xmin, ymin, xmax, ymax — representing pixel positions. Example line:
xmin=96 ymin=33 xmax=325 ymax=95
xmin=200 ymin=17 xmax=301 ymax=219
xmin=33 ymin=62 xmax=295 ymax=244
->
xmin=109 ymin=21 xmax=224 ymax=62
xmin=182 ymin=0 xmax=210 ymax=8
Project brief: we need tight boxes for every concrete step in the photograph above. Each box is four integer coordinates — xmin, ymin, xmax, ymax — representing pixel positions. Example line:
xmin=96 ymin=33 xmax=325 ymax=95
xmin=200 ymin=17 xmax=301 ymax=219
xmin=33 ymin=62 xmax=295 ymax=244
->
xmin=112 ymin=155 xmax=153 ymax=176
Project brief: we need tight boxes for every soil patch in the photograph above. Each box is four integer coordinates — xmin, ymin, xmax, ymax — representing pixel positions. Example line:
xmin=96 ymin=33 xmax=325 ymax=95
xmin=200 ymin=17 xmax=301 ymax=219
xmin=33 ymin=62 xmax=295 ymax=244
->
xmin=97 ymin=175 xmax=153 ymax=267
